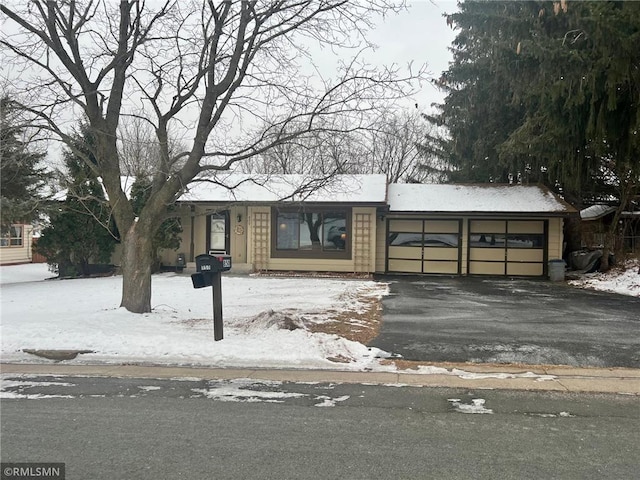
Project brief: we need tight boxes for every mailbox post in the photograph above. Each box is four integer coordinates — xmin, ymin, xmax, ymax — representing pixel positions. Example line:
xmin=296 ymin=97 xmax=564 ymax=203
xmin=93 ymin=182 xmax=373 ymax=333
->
xmin=191 ymin=254 xmax=232 ymax=341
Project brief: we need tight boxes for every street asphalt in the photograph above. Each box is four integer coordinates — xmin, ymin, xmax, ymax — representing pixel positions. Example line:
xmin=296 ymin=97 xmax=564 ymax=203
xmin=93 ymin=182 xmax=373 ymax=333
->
xmin=1 ymin=373 xmax=639 ymax=479
xmin=369 ymin=276 xmax=640 ymax=368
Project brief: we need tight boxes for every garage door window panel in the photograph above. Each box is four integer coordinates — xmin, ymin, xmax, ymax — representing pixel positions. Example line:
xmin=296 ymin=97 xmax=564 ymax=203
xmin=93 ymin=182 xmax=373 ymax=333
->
xmin=506 ymin=234 xmax=544 ymax=248
xmin=469 ymin=234 xmax=506 ymax=248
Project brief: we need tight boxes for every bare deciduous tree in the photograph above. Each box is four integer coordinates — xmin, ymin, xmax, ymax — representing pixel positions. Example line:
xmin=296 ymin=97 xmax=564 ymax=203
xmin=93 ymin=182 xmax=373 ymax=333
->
xmin=365 ymin=110 xmax=433 ymax=183
xmin=1 ymin=0 xmax=424 ymax=313
xmin=118 ymin=115 xmax=188 ymax=178
xmin=243 ymin=109 xmax=441 ymax=183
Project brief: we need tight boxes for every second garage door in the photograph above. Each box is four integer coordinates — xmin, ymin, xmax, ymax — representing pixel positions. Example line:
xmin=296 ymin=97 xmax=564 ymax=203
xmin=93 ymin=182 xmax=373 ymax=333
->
xmin=468 ymin=220 xmax=547 ymax=276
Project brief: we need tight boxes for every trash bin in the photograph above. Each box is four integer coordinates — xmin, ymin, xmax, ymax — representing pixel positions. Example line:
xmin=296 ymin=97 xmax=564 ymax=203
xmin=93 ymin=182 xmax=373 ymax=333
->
xmin=548 ymin=259 xmax=566 ymax=282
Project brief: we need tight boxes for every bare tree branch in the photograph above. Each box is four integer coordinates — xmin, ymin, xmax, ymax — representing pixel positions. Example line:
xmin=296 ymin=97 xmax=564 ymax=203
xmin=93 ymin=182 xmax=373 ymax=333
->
xmin=1 ymin=0 xmax=424 ymax=312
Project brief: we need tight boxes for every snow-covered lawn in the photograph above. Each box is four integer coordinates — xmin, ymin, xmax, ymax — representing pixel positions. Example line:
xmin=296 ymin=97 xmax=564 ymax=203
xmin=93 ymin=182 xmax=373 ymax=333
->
xmin=2 ymin=260 xmax=637 ymax=374
xmin=568 ymin=259 xmax=640 ymax=297
xmin=1 ymin=263 xmax=389 ymax=369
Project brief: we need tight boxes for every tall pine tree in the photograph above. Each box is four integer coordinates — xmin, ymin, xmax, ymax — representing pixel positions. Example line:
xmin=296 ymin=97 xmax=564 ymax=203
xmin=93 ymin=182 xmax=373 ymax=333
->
xmin=426 ymin=1 xmax=640 ymax=262
xmin=0 ymin=96 xmax=49 ymax=227
xmin=36 ymin=125 xmax=117 ymax=277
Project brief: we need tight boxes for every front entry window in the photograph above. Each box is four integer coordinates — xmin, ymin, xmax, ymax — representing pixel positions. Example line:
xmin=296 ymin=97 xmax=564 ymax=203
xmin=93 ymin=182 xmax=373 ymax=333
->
xmin=209 ymin=214 xmax=226 ymax=252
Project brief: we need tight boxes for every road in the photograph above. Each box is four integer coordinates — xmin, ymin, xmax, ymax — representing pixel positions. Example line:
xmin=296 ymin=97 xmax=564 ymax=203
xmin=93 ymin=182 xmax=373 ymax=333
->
xmin=370 ymin=276 xmax=640 ymax=368
xmin=1 ymin=374 xmax=639 ymax=479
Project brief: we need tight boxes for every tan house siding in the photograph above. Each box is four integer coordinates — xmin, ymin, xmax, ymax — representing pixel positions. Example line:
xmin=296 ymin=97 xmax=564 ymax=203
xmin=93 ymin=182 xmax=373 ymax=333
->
xmin=163 ymin=208 xmax=566 ymax=277
xmin=548 ymin=217 xmax=564 ymax=260
xmin=229 ymin=206 xmax=248 ymax=265
xmin=155 ymin=205 xmax=250 ymax=268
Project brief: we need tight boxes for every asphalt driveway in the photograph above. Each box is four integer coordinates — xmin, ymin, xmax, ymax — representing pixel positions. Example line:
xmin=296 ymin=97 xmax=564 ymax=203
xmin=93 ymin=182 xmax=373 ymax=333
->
xmin=369 ymin=276 xmax=640 ymax=368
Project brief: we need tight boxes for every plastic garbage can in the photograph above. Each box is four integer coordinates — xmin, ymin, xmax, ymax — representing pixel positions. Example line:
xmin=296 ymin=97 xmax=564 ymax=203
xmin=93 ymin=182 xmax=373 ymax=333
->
xmin=548 ymin=259 xmax=566 ymax=282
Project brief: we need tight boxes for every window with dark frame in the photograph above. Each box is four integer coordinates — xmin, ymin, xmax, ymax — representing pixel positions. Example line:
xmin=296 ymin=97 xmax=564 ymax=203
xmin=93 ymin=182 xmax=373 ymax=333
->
xmin=272 ymin=208 xmax=350 ymax=259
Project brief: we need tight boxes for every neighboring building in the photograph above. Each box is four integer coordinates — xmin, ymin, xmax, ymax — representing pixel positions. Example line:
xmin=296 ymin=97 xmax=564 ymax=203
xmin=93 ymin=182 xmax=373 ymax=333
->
xmin=149 ymin=174 xmax=576 ymax=278
xmin=580 ymin=204 xmax=640 ymax=253
xmin=0 ymin=223 xmax=33 ymax=265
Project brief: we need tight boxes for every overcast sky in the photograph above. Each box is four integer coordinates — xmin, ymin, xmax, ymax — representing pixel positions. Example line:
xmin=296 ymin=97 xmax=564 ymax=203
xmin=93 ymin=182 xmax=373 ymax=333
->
xmin=367 ymin=0 xmax=458 ymax=112
xmin=3 ymin=1 xmax=459 ymax=166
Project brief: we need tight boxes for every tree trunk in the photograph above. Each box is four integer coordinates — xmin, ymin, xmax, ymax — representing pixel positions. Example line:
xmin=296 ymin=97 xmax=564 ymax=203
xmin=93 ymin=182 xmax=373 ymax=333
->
xmin=120 ymin=222 xmax=154 ymax=313
xmin=599 ymin=205 xmax=625 ymax=272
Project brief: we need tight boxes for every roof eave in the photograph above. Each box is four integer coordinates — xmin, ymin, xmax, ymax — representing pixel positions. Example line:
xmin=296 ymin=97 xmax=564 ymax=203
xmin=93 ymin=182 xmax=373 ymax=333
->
xmin=387 ymin=210 xmax=576 ymax=217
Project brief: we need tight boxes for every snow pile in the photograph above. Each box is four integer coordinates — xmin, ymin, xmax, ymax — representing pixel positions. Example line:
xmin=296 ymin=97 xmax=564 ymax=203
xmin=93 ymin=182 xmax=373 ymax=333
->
xmin=569 ymin=259 xmax=640 ymax=297
xmin=0 ymin=263 xmax=389 ymax=369
xmin=448 ymin=398 xmax=493 ymax=414
xmin=239 ymin=310 xmax=306 ymax=332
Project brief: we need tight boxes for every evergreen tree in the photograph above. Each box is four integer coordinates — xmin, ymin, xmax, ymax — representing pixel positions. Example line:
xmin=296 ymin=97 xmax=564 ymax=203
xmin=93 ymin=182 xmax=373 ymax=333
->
xmin=0 ymin=96 xmax=49 ymax=227
xmin=129 ymin=178 xmax=182 ymax=273
xmin=426 ymin=1 xmax=640 ymax=262
xmin=35 ymin=125 xmax=116 ymax=277
xmin=424 ymin=1 xmax=537 ymax=184
xmin=428 ymin=1 xmax=638 ymax=193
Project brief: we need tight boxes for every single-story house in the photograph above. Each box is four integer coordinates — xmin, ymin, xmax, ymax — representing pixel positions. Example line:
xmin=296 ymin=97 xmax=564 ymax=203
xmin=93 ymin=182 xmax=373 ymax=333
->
xmin=152 ymin=174 xmax=576 ymax=278
xmin=0 ymin=223 xmax=34 ymax=265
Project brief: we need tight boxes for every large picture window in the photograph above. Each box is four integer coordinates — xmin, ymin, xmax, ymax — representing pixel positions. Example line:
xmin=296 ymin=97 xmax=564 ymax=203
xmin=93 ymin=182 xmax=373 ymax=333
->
xmin=272 ymin=208 xmax=350 ymax=259
xmin=0 ymin=225 xmax=23 ymax=247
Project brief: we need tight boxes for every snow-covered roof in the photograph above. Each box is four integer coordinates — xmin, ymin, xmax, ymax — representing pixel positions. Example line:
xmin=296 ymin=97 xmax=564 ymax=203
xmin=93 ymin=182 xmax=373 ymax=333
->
xmin=179 ymin=173 xmax=388 ymax=204
xmin=388 ymin=184 xmax=575 ymax=214
xmin=580 ymin=204 xmax=616 ymax=220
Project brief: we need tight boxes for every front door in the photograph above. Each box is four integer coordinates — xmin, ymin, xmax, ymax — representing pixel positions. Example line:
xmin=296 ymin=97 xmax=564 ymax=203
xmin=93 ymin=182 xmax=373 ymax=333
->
xmin=207 ymin=211 xmax=230 ymax=254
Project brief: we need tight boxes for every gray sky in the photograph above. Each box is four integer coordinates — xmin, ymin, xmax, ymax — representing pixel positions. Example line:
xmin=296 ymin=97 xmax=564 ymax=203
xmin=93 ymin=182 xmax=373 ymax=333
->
xmin=367 ymin=0 xmax=457 ymax=111
xmin=3 ymin=1 xmax=459 ymax=166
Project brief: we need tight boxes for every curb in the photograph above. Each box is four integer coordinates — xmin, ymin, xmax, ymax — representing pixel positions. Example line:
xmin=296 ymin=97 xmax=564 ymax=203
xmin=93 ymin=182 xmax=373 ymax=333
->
xmin=2 ymin=362 xmax=639 ymax=395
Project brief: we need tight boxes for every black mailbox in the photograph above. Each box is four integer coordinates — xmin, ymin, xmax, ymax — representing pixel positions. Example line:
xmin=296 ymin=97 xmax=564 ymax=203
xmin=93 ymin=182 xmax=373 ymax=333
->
xmin=192 ymin=254 xmax=232 ymax=289
xmin=196 ymin=254 xmax=232 ymax=273
xmin=191 ymin=272 xmax=211 ymax=289
xmin=190 ymin=253 xmax=232 ymax=341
